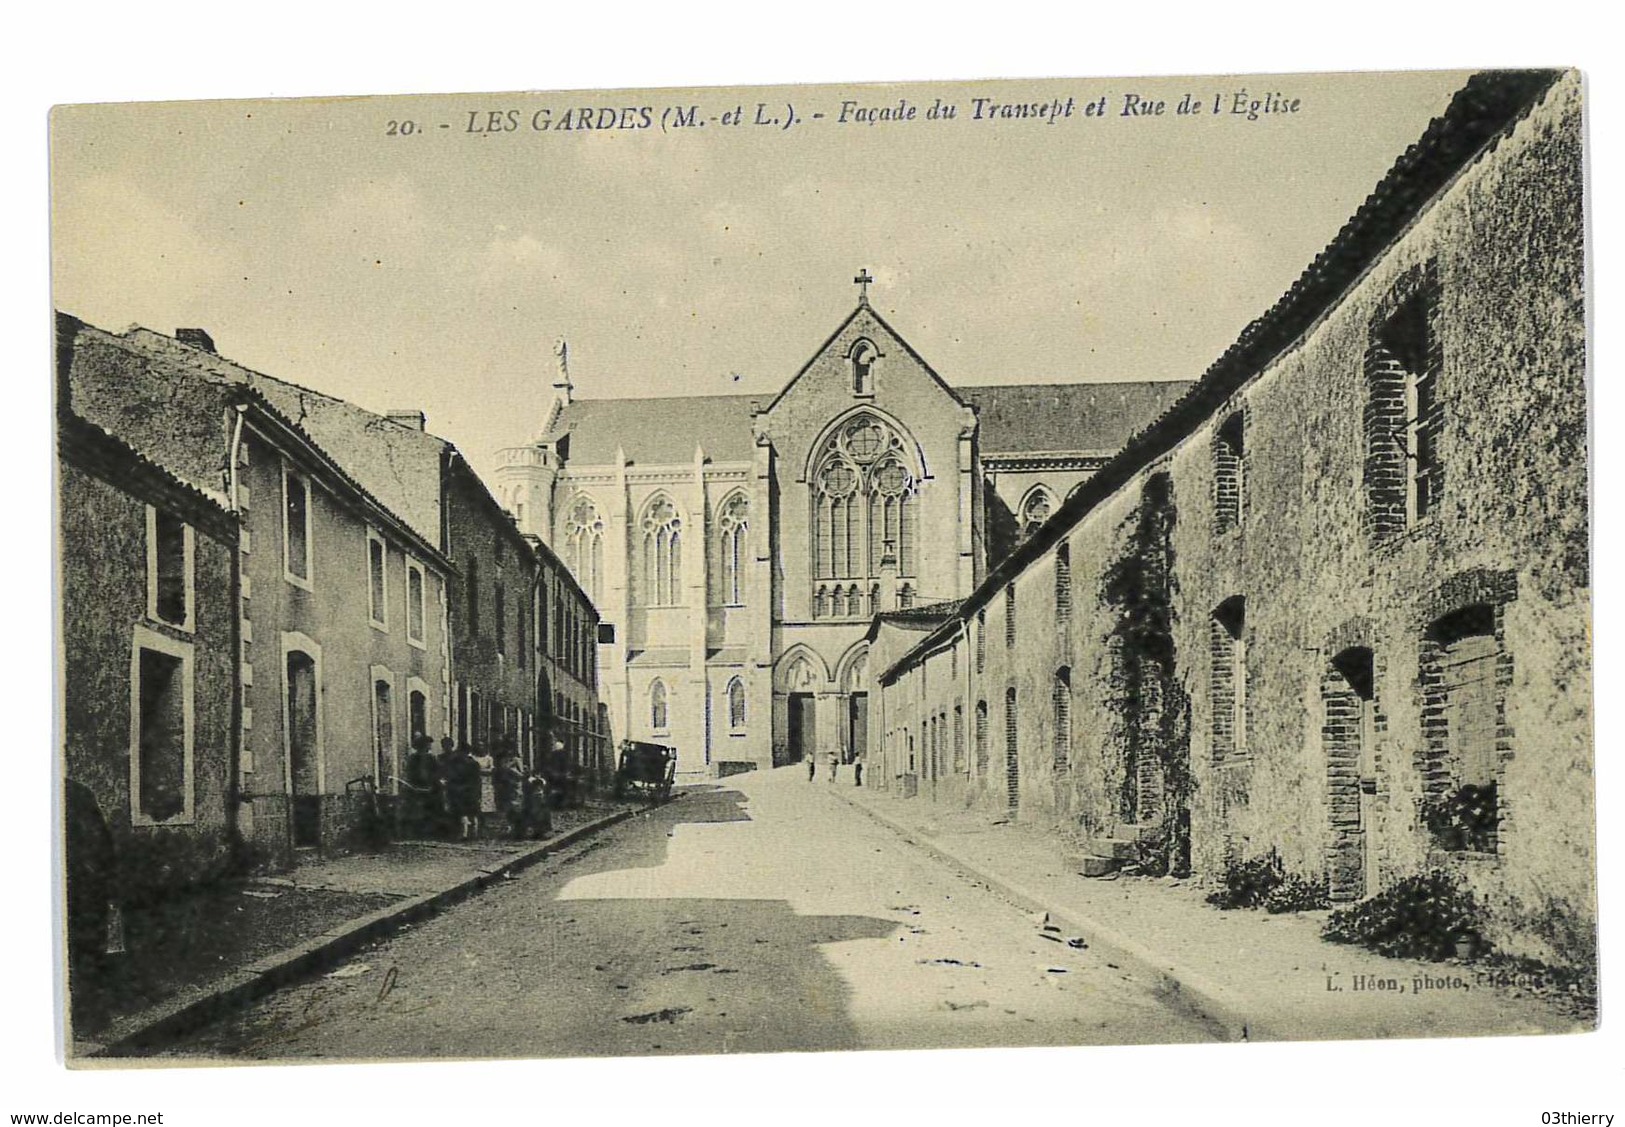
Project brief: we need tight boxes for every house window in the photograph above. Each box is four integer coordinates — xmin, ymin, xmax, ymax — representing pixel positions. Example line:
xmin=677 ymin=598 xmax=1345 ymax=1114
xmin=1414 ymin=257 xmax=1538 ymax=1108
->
xmin=1420 ymin=605 xmax=1503 ymax=854
xmin=283 ymin=467 xmax=312 ymax=586
xmin=976 ymin=610 xmax=986 ymax=673
xmin=1211 ymin=597 xmax=1247 ymax=767
xmin=405 ymin=559 xmax=427 ymax=646
xmin=1055 ymin=543 xmax=1072 ymax=627
xmin=717 ymin=493 xmax=749 ymax=606
xmin=494 ymin=578 xmax=506 ymax=657
xmin=146 ymin=506 xmax=192 ymax=630
xmin=728 ymin=677 xmax=747 ymax=732
xmin=1004 ymin=584 xmax=1016 ymax=648
xmin=130 ymin=627 xmax=193 ymax=825
xmin=564 ymin=494 xmax=606 ymax=604
xmin=1019 ymin=487 xmax=1054 ymax=539
xmin=1004 ymin=686 xmax=1019 ymax=810
xmin=953 ymin=704 xmax=965 ymax=774
xmin=1053 ymin=667 xmax=1071 ymax=767
xmin=367 ymin=530 xmax=388 ymax=630
xmin=638 ymin=496 xmax=684 ymax=606
xmin=898 ymin=583 xmax=914 ymax=610
xmin=1366 ymin=286 xmax=1442 ymax=539
xmin=811 ymin=413 xmax=918 ymax=615
xmin=650 ymin=679 xmax=669 ymax=731
xmin=1214 ymin=412 xmax=1244 ymax=532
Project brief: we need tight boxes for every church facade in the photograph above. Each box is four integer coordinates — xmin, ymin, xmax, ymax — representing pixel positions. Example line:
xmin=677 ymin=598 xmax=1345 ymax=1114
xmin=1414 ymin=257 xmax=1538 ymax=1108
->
xmin=494 ymin=291 xmax=1187 ymax=774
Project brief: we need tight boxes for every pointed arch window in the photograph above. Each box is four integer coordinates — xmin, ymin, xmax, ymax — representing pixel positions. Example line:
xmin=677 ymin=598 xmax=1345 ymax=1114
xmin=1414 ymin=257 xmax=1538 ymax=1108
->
xmin=638 ymin=496 xmax=683 ymax=607
xmin=564 ymin=495 xmax=606 ymax=604
xmin=650 ymin=679 xmax=669 ymax=731
xmin=1019 ymin=487 xmax=1055 ymax=539
xmin=811 ymin=413 xmax=919 ymax=617
xmin=717 ymin=493 xmax=749 ymax=606
xmin=727 ymin=677 xmax=747 ymax=732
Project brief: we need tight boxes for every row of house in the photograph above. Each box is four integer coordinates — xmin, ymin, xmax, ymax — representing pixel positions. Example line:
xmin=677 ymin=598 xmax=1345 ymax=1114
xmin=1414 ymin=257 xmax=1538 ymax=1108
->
xmin=866 ymin=70 xmax=1592 ymax=968
xmin=57 ymin=315 xmax=605 ymax=892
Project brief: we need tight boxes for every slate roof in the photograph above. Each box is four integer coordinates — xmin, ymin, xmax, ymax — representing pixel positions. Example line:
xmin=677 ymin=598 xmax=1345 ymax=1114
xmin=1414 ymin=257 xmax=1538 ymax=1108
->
xmin=550 ymin=395 xmax=762 ymax=465
xmin=959 ymin=381 xmax=1194 ymax=455
xmin=551 ymin=379 xmax=1190 ymax=468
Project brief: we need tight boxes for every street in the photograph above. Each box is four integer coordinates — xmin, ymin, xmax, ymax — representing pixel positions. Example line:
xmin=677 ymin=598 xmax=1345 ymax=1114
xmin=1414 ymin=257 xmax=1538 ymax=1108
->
xmin=161 ymin=767 xmax=1217 ymax=1060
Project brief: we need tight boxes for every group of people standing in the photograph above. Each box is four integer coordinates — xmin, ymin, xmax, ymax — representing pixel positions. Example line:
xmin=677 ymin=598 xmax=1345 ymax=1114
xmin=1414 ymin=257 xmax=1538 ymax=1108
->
xmin=399 ymin=735 xmax=552 ymax=841
xmin=807 ymin=749 xmax=863 ymax=786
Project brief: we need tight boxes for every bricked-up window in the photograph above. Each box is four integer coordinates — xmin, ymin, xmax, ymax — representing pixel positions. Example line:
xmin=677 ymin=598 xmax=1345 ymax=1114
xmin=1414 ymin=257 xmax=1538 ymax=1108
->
xmin=1004 ymin=584 xmax=1016 ymax=648
xmin=1213 ymin=412 xmax=1244 ymax=532
xmin=148 ymin=507 xmax=191 ymax=629
xmin=639 ymin=495 xmax=684 ymax=606
xmin=953 ymin=704 xmax=965 ymax=773
xmin=1420 ymin=605 xmax=1502 ymax=853
xmin=1324 ymin=646 xmax=1377 ymax=902
xmin=406 ymin=560 xmax=426 ymax=646
xmin=134 ymin=641 xmax=190 ymax=824
xmin=975 ymin=700 xmax=989 ymax=772
xmin=728 ymin=677 xmax=747 ymax=731
xmin=1366 ymin=289 xmax=1442 ymax=538
xmin=367 ymin=532 xmax=388 ymax=630
xmin=1055 ymin=543 xmax=1072 ymax=626
xmin=1210 ymin=596 xmax=1247 ymax=767
xmin=283 ymin=468 xmax=312 ymax=585
xmin=650 ymin=679 xmax=669 ymax=731
xmin=976 ymin=611 xmax=987 ymax=673
xmin=1004 ymin=686 xmax=1020 ymax=810
xmin=1052 ymin=667 xmax=1071 ymax=767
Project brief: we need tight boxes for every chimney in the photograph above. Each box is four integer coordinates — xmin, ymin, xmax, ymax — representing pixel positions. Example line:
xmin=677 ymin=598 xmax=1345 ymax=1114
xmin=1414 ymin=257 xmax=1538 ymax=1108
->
xmin=386 ymin=409 xmax=427 ymax=431
xmin=176 ymin=328 xmax=216 ymax=353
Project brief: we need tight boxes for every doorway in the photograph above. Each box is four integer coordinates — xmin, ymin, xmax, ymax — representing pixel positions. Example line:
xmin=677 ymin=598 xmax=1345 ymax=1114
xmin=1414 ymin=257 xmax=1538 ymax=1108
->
xmin=1327 ymin=647 xmax=1376 ymax=900
xmin=286 ymin=650 xmax=320 ymax=848
xmin=847 ymin=693 xmax=867 ymax=764
xmin=787 ymin=693 xmax=815 ymax=764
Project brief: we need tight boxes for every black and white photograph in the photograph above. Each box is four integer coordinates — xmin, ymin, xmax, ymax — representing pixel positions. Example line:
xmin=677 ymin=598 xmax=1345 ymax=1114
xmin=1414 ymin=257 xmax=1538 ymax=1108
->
xmin=42 ymin=57 xmax=1598 ymax=1094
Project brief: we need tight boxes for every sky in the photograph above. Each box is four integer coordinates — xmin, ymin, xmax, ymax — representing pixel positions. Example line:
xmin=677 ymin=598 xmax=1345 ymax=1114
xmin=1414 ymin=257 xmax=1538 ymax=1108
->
xmin=52 ymin=70 xmax=1472 ymax=482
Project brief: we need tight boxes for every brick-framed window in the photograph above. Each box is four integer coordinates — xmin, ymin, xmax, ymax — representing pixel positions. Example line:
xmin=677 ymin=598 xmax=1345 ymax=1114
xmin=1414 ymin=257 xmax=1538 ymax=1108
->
xmin=1213 ymin=411 xmax=1245 ymax=533
xmin=1052 ymin=667 xmax=1071 ymax=768
xmin=975 ymin=700 xmax=989 ymax=773
xmin=1210 ymin=596 xmax=1247 ymax=768
xmin=1365 ymin=267 xmax=1444 ymax=542
xmin=1004 ymin=584 xmax=1016 ymax=648
xmin=1323 ymin=644 xmax=1378 ymax=902
xmin=1004 ymin=686 xmax=1020 ymax=810
xmin=953 ymin=703 xmax=965 ymax=774
xmin=976 ymin=610 xmax=986 ymax=673
xmin=1055 ymin=543 xmax=1072 ymax=626
xmin=1419 ymin=602 xmax=1511 ymax=856
xmin=366 ymin=528 xmax=388 ymax=631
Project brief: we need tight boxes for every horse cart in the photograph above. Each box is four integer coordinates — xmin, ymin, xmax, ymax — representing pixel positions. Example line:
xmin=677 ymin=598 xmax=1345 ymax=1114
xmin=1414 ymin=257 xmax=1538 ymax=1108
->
xmin=614 ymin=740 xmax=677 ymax=802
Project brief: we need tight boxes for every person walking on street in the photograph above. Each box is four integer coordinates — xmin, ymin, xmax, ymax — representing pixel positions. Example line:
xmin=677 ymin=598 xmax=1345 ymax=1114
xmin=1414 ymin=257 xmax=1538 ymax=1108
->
xmin=445 ymin=743 xmax=482 ymax=840
xmin=828 ymin=748 xmax=840 ymax=783
xmin=494 ymin=750 xmax=526 ymax=840
xmin=402 ymin=734 xmax=436 ymax=837
xmin=807 ymin=751 xmax=816 ymax=782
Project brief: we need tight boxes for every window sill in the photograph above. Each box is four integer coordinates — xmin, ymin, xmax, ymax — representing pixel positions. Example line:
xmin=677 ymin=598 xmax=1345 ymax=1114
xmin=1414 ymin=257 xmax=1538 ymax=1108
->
xmin=370 ymin=620 xmax=389 ymax=634
xmin=284 ymin=572 xmax=313 ymax=593
xmin=132 ymin=813 xmax=196 ymax=829
xmin=407 ymin=635 xmax=427 ymax=651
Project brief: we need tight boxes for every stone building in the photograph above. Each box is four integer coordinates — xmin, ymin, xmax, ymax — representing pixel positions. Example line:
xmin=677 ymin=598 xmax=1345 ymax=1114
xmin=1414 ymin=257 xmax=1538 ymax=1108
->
xmin=494 ymin=299 xmax=1186 ymax=774
xmin=62 ymin=320 xmax=458 ymax=866
xmin=58 ymin=407 xmax=239 ymax=897
xmin=874 ymin=70 xmax=1590 ymax=967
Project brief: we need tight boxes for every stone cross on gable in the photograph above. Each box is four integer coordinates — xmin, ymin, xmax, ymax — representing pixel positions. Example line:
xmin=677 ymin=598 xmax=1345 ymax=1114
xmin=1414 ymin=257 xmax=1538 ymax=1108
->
xmin=854 ymin=268 xmax=874 ymax=304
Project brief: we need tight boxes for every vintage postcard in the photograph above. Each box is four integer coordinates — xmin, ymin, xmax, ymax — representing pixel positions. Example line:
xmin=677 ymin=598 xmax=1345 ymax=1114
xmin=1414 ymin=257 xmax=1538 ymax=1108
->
xmin=51 ymin=68 xmax=1593 ymax=1065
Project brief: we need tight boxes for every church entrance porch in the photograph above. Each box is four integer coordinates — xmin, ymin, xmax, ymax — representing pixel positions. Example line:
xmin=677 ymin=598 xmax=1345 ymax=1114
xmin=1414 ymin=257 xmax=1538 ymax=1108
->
xmin=786 ymin=693 xmax=816 ymax=765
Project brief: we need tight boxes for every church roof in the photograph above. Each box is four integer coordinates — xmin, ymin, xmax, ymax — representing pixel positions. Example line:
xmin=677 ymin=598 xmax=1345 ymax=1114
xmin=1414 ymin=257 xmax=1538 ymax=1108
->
xmin=551 ymin=394 xmax=762 ymax=465
xmin=959 ymin=381 xmax=1194 ymax=455
xmin=550 ymin=380 xmax=1194 ymax=468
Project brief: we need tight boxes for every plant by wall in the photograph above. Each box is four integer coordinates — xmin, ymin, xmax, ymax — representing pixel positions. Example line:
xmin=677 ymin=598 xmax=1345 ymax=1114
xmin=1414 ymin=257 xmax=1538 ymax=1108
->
xmin=1100 ymin=472 xmax=1192 ymax=876
xmin=1322 ymin=871 xmax=1488 ymax=961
